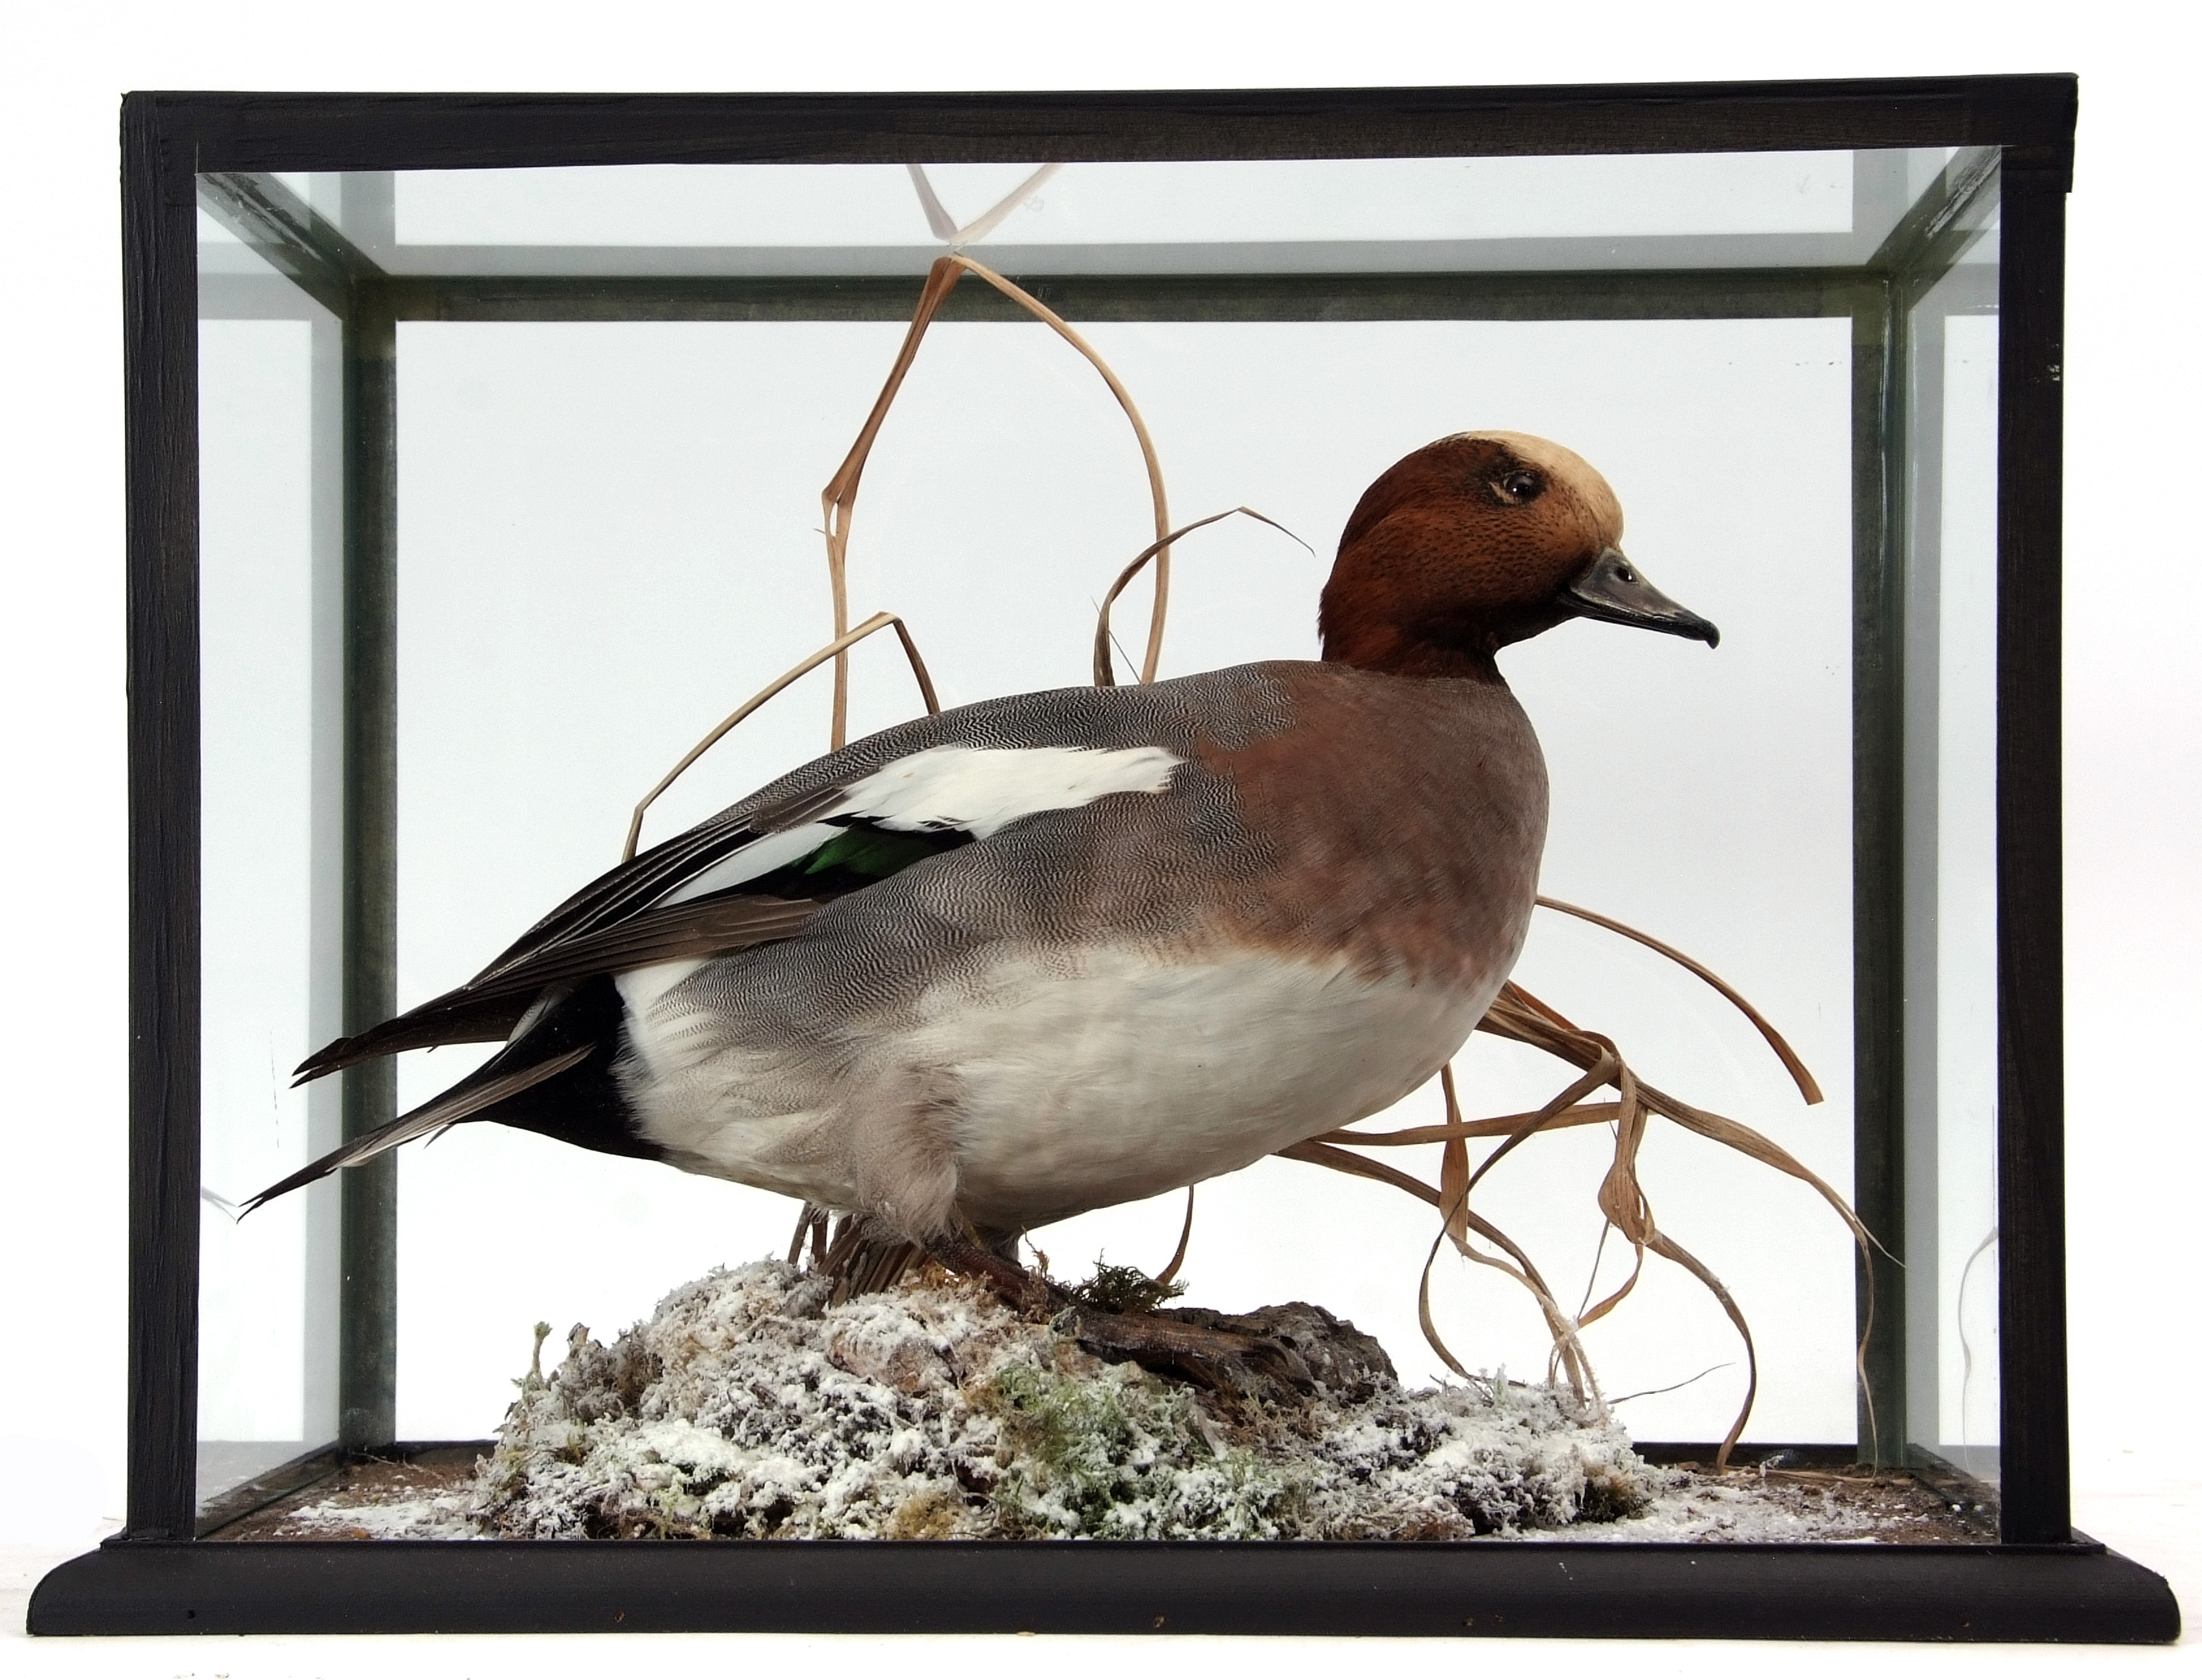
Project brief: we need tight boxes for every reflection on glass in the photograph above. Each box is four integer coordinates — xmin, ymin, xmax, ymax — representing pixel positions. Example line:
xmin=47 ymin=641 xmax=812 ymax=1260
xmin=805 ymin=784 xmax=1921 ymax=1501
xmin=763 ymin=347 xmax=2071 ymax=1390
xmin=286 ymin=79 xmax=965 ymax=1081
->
xmin=195 ymin=229 xmax=345 ymax=1509
xmin=184 ymin=144 xmax=2008 ymax=1529
xmin=252 ymin=151 xmax=1956 ymax=278
xmin=380 ymin=313 xmax=1859 ymax=1445
xmin=1903 ymin=206 xmax=2000 ymax=1487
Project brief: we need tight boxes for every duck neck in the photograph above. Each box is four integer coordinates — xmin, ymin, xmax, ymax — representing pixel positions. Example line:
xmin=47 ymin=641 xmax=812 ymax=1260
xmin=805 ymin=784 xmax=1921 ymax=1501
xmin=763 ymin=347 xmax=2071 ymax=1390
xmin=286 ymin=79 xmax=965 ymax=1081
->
xmin=1318 ymin=614 xmax=1507 ymax=685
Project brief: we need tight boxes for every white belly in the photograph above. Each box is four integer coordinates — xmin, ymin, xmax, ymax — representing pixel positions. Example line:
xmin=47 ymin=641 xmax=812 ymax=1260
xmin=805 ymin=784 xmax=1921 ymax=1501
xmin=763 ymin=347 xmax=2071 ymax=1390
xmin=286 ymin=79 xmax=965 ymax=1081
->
xmin=928 ymin=948 xmax=1494 ymax=1229
xmin=621 ymin=946 xmax=1498 ymax=1232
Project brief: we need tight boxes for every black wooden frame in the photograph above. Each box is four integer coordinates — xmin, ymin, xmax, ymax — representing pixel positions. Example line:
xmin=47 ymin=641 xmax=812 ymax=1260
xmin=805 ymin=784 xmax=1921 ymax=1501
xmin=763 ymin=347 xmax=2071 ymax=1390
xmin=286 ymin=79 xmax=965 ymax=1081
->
xmin=31 ymin=75 xmax=2183 ymax=1643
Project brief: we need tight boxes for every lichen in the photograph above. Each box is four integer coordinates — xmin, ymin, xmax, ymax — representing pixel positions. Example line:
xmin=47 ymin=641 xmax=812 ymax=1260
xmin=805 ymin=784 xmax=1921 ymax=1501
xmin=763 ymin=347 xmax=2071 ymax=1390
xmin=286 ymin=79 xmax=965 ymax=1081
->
xmin=977 ymin=1358 xmax=1303 ymax=1539
xmin=285 ymin=1258 xmax=1667 ymax=1542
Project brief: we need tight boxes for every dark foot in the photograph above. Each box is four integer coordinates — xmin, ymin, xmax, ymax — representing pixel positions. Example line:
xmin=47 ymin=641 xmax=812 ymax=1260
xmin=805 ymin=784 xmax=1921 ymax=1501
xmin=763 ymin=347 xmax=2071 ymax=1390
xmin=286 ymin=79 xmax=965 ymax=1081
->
xmin=930 ymin=1235 xmax=1055 ymax=1315
xmin=817 ymin=1218 xmax=923 ymax=1303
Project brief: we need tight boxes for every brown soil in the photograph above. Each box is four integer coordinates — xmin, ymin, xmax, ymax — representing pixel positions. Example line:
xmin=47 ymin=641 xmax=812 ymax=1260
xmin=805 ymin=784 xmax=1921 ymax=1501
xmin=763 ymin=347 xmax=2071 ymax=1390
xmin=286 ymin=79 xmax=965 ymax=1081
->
xmin=1645 ymin=1462 xmax=1997 ymax=1544
xmin=206 ymin=1443 xmax=1998 ymax=1545
xmin=208 ymin=1449 xmax=482 ymax=1542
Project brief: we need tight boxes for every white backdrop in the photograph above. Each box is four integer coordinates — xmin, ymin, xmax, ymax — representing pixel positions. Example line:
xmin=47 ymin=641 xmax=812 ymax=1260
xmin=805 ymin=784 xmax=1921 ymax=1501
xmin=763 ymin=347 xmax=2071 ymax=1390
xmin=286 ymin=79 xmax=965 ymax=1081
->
xmin=371 ymin=313 xmax=1854 ymax=1445
xmin=4 ymin=4 xmax=2198 ymax=1676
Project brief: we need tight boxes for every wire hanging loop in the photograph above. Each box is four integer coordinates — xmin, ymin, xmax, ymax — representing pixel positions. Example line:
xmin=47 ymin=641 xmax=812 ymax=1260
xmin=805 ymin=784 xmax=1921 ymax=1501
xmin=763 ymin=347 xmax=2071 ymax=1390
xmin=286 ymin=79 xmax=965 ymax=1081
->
xmin=819 ymin=252 xmax=1173 ymax=746
xmin=621 ymin=610 xmax=940 ymax=862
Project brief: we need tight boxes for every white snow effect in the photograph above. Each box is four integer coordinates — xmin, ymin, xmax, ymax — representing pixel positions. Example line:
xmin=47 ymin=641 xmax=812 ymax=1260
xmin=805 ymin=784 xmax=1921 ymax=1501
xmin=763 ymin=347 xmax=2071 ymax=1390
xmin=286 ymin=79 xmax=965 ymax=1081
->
xmin=269 ymin=1261 xmax=1896 ymax=1544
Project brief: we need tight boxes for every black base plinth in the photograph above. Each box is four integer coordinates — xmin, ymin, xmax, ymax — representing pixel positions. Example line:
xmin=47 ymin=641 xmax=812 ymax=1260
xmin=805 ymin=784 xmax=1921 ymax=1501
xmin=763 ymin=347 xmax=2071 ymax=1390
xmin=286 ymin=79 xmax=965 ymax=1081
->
xmin=29 ymin=1537 xmax=2181 ymax=1642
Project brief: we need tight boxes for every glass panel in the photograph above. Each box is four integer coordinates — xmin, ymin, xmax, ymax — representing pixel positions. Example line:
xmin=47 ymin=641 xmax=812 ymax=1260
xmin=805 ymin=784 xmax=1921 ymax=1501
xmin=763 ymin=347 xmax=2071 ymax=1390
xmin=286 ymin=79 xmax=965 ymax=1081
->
xmin=388 ymin=312 xmax=1857 ymax=1449
xmin=184 ymin=144 xmax=1999 ymax=1540
xmin=194 ymin=224 xmax=346 ymax=1508
xmin=1902 ymin=194 xmax=2001 ymax=1490
xmin=291 ymin=150 xmax=1949 ymax=277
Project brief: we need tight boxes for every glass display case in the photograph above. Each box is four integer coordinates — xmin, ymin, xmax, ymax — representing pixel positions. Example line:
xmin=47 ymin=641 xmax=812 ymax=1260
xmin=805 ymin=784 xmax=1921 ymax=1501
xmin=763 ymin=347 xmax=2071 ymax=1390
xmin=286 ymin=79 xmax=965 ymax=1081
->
xmin=33 ymin=77 xmax=2182 ymax=1642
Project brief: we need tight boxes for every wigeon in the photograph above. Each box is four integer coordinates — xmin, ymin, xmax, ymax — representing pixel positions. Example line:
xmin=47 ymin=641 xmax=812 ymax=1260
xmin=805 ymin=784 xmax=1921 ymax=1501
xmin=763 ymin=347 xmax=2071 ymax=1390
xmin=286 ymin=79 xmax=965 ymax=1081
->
xmin=248 ymin=431 xmax=1717 ymax=1298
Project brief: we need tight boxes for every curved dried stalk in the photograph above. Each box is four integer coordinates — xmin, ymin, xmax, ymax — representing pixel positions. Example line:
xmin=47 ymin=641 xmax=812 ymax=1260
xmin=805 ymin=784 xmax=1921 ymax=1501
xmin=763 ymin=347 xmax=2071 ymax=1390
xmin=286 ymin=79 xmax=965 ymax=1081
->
xmin=1293 ymin=956 xmax=1870 ymax=1470
xmin=1314 ymin=1103 xmax=1622 ymax=1148
xmin=1154 ymin=1185 xmax=1195 ymax=1289
xmin=1275 ymin=1139 xmax=1594 ymax=1410
xmin=1534 ymin=895 xmax=1823 ymax=1105
xmin=1647 ymin=1230 xmax=1760 ymax=1467
xmin=1091 ymin=506 xmax=1315 ymax=687
xmin=820 ymin=253 xmax=1172 ymax=745
xmin=622 ymin=610 xmax=940 ymax=861
xmin=905 ymin=161 xmax=1062 ymax=246
xmin=679 ymin=247 xmax=1875 ymax=1473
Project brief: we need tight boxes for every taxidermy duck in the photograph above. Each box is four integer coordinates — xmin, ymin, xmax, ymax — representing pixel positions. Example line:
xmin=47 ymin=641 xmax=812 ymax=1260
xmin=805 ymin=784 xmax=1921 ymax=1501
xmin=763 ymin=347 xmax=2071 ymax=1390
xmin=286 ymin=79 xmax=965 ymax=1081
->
xmin=249 ymin=431 xmax=1716 ymax=1317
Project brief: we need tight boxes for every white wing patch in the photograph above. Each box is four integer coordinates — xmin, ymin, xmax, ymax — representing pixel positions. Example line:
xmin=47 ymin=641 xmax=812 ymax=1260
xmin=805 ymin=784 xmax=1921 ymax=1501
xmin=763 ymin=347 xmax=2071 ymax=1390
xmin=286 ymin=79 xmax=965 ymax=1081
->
xmin=830 ymin=744 xmax=1182 ymax=838
xmin=656 ymin=822 xmax=841 ymax=908
xmin=650 ymin=744 xmax=1180 ymax=911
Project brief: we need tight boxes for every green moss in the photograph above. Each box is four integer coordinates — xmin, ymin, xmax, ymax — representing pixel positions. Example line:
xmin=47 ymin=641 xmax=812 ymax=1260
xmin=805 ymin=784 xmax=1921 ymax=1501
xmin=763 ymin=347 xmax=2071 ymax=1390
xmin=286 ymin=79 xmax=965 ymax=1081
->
xmin=977 ymin=1360 xmax=1301 ymax=1539
xmin=1065 ymin=1259 xmax=1188 ymax=1317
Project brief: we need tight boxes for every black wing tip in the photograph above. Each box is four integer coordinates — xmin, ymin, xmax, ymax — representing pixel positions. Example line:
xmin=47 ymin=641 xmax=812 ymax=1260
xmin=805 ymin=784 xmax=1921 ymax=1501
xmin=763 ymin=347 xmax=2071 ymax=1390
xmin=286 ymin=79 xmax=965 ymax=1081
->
xmin=291 ymin=1036 xmax=354 ymax=1085
xmin=237 ymin=1168 xmax=319 ymax=1216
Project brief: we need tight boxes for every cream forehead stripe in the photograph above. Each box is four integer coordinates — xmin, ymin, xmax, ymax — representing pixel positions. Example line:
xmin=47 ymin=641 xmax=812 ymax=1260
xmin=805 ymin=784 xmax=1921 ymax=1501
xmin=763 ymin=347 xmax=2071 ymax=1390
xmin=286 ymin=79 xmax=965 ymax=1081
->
xmin=1449 ymin=429 xmax=1624 ymax=540
xmin=831 ymin=744 xmax=1184 ymax=838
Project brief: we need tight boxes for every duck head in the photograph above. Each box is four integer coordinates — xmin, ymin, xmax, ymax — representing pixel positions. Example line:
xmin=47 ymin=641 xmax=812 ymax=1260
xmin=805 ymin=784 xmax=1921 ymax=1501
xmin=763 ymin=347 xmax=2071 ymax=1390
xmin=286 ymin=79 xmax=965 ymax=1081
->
xmin=1318 ymin=431 xmax=1719 ymax=680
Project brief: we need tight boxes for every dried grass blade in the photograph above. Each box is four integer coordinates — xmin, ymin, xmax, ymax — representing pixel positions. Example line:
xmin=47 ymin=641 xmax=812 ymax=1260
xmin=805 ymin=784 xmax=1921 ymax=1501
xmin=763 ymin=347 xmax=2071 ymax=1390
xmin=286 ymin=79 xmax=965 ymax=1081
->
xmin=1464 ymin=1209 xmax=1594 ymax=1405
xmin=1091 ymin=506 xmax=1314 ymax=687
xmin=1318 ymin=1102 xmax=1621 ymax=1148
xmin=1466 ymin=1051 xmax=1619 ymax=1194
xmin=1276 ymin=1138 xmax=1441 ymax=1206
xmin=1438 ymin=1065 xmax=1470 ymax=1246
xmin=1636 ymin=1076 xmax=1884 ymax=1451
xmin=622 ymin=609 xmax=940 ymax=860
xmin=1474 ymin=987 xmax=1605 ymax=1068
xmin=1154 ymin=1184 xmax=1195 ymax=1288
xmin=1594 ymin=1066 xmax=1653 ymax=1242
xmin=819 ymin=251 xmax=1173 ymax=740
xmin=906 ymin=161 xmax=1063 ymax=248
xmin=1535 ymin=895 xmax=1823 ymax=1105
xmin=1429 ymin=1206 xmax=1595 ymax=1409
xmin=1646 ymin=1230 xmax=1758 ymax=1469
xmin=1483 ymin=979 xmax=1587 ymax=1038
xmin=1637 ymin=1082 xmax=1876 ymax=1259
xmin=820 ymin=259 xmax=967 ymax=747
xmin=1280 ymin=1140 xmax=1594 ymax=1410
xmin=942 ymin=255 xmax=1173 ymax=681
xmin=905 ymin=163 xmax=961 ymax=241
xmin=1574 ymin=1239 xmax=1646 ymax=1332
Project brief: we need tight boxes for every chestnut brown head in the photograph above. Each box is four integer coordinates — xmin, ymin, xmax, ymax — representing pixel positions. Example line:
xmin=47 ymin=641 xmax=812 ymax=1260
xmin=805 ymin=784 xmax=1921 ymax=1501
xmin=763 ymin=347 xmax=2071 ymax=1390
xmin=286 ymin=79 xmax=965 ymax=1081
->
xmin=1318 ymin=431 xmax=1718 ymax=678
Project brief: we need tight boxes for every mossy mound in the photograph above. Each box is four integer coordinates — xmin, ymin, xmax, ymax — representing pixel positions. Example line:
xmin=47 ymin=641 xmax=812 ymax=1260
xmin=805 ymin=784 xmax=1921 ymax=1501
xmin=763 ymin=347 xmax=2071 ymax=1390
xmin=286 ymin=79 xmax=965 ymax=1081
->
xmin=436 ymin=1259 xmax=1658 ymax=1541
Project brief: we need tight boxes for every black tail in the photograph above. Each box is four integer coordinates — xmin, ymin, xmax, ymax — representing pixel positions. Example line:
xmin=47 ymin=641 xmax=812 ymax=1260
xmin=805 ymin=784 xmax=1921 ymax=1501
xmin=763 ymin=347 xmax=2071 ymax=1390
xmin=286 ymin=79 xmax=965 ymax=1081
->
xmin=243 ymin=977 xmax=665 ymax=1214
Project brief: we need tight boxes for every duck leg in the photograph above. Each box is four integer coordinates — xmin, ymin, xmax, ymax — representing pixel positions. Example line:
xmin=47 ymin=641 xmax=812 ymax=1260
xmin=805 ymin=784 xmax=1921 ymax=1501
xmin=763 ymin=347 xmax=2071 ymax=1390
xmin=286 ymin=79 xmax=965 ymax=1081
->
xmin=817 ymin=1216 xmax=924 ymax=1304
xmin=928 ymin=1232 xmax=1054 ymax=1315
xmin=784 ymin=1202 xmax=831 ymax=1267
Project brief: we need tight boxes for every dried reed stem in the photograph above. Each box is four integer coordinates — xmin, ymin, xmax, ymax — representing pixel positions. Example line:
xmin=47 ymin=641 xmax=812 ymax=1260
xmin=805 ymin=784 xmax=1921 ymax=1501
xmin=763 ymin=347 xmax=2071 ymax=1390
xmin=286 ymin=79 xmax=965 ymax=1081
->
xmin=1091 ymin=506 xmax=1314 ymax=687
xmin=821 ymin=253 xmax=1173 ymax=744
xmin=905 ymin=162 xmax=1063 ymax=246
xmin=622 ymin=610 xmax=940 ymax=861
xmin=1533 ymin=894 xmax=1824 ymax=1105
xmin=1297 ymin=958 xmax=1868 ymax=1469
xmin=664 ymin=254 xmax=1875 ymax=1472
xmin=1154 ymin=1185 xmax=1195 ymax=1289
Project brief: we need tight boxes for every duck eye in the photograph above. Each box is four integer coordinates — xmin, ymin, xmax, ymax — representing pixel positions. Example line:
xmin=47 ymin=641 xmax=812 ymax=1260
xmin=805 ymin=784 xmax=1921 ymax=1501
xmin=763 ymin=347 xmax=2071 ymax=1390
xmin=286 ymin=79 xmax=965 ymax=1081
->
xmin=1494 ymin=469 xmax=1543 ymax=503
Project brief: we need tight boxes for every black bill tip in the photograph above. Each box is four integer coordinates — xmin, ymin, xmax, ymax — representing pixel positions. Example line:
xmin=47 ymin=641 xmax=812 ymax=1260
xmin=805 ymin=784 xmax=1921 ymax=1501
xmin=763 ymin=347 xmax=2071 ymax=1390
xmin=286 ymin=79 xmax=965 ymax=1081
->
xmin=1563 ymin=547 xmax=1719 ymax=648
